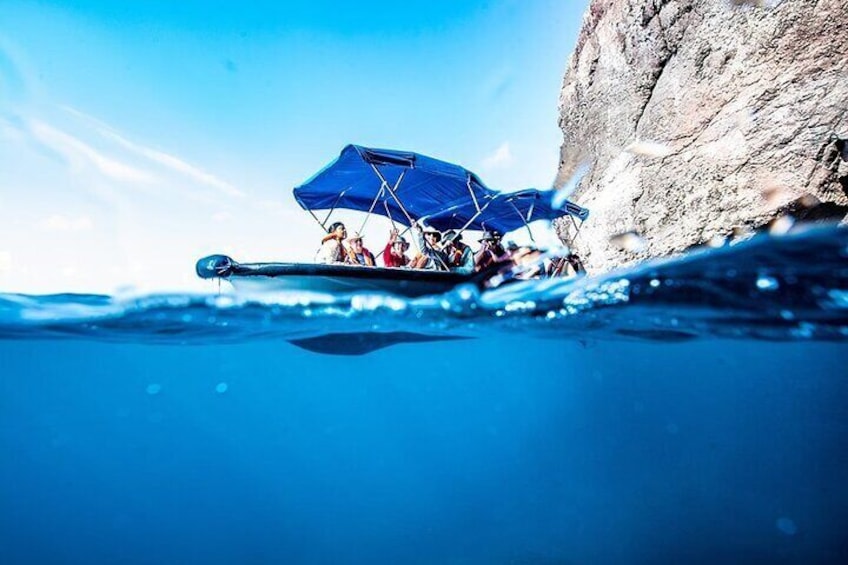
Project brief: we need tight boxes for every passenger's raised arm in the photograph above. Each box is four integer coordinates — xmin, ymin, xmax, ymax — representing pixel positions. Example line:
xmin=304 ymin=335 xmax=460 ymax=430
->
xmin=408 ymin=223 xmax=449 ymax=270
xmin=383 ymin=229 xmax=410 ymax=267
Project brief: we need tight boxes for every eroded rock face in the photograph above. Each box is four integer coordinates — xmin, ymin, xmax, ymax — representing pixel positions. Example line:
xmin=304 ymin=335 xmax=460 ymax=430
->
xmin=556 ymin=0 xmax=848 ymax=273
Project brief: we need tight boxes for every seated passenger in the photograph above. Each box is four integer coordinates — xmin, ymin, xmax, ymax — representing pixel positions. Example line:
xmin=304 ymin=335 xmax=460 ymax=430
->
xmin=383 ymin=229 xmax=410 ymax=267
xmin=316 ymin=222 xmax=348 ymax=264
xmin=442 ymin=230 xmax=474 ymax=274
xmin=408 ymin=222 xmax=449 ymax=270
xmin=345 ymin=232 xmax=376 ymax=266
xmin=474 ymin=230 xmax=507 ymax=271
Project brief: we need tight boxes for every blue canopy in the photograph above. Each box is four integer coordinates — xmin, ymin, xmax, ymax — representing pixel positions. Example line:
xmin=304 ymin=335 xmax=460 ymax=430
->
xmin=293 ymin=144 xmax=589 ymax=234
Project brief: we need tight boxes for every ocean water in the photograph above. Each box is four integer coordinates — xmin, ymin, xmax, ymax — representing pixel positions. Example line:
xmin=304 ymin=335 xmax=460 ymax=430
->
xmin=1 ymin=226 xmax=847 ymax=564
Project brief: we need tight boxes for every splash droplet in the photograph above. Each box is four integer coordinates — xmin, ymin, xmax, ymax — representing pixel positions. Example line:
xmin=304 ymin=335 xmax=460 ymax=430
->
xmin=215 ymin=382 xmax=228 ymax=394
xmin=756 ymin=276 xmax=779 ymax=291
xmin=145 ymin=384 xmax=162 ymax=396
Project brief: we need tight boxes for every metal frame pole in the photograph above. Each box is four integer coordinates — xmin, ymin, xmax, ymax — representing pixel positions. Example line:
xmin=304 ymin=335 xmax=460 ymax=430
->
xmin=368 ymin=163 xmax=422 ymax=255
xmin=467 ymin=175 xmax=481 ymax=213
xmin=369 ymin=163 xmax=416 ymax=226
xmin=305 ymin=207 xmax=329 ymax=232
xmin=320 ymin=190 xmax=348 ymax=229
xmin=358 ymin=185 xmax=386 ymax=234
xmin=506 ymin=199 xmax=536 ymax=243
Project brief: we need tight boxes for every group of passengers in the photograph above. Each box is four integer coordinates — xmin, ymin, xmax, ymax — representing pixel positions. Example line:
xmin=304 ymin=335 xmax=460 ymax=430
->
xmin=316 ymin=221 xmax=584 ymax=278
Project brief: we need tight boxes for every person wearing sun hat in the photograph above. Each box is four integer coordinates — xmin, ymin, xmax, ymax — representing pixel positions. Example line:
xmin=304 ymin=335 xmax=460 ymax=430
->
xmin=344 ymin=232 xmax=376 ymax=266
xmin=409 ymin=220 xmax=449 ymax=270
xmin=441 ymin=230 xmax=474 ymax=274
xmin=383 ymin=228 xmax=410 ymax=267
xmin=474 ymin=229 xmax=507 ymax=271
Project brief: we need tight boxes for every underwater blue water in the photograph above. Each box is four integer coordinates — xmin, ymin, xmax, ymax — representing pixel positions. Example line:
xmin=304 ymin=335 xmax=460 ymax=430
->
xmin=1 ymin=226 xmax=847 ymax=564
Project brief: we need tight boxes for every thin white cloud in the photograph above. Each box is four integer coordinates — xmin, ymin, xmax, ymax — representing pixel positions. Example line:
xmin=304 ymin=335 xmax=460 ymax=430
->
xmin=63 ymin=106 xmax=244 ymax=197
xmin=37 ymin=214 xmax=94 ymax=232
xmin=29 ymin=120 xmax=156 ymax=183
xmin=481 ymin=142 xmax=514 ymax=170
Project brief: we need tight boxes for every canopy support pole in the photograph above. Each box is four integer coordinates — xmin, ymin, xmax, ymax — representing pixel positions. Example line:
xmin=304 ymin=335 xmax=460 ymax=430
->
xmin=383 ymin=202 xmax=397 ymax=230
xmin=507 ymin=199 xmax=536 ymax=243
xmin=358 ymin=171 xmax=405 ymax=235
xmin=455 ymin=198 xmax=496 ymax=236
xmin=368 ymin=163 xmax=423 ymax=254
xmin=369 ymin=164 xmax=415 ymax=226
xmin=467 ymin=175 xmax=481 ymax=213
xmin=320 ymin=190 xmax=348 ymax=229
xmin=526 ymin=195 xmax=537 ymax=223
xmin=569 ymin=215 xmax=584 ymax=242
xmin=306 ymin=207 xmax=329 ymax=233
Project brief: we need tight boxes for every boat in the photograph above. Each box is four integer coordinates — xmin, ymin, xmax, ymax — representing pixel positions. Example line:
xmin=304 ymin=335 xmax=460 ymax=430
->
xmin=196 ymin=255 xmax=486 ymax=298
xmin=196 ymin=144 xmax=589 ymax=298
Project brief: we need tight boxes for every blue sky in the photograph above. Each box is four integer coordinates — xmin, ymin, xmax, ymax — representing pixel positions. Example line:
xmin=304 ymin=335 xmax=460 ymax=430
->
xmin=0 ymin=0 xmax=587 ymax=293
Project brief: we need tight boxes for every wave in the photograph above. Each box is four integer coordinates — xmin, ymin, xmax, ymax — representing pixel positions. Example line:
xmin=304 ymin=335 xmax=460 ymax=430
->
xmin=1 ymin=225 xmax=847 ymax=353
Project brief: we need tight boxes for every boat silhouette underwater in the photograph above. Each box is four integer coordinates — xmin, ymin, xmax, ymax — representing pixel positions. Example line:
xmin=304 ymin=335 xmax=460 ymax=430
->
xmin=196 ymin=144 xmax=589 ymax=299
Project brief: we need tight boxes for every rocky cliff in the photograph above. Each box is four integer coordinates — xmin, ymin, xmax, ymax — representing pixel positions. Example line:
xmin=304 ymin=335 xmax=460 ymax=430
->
xmin=555 ymin=0 xmax=848 ymax=272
